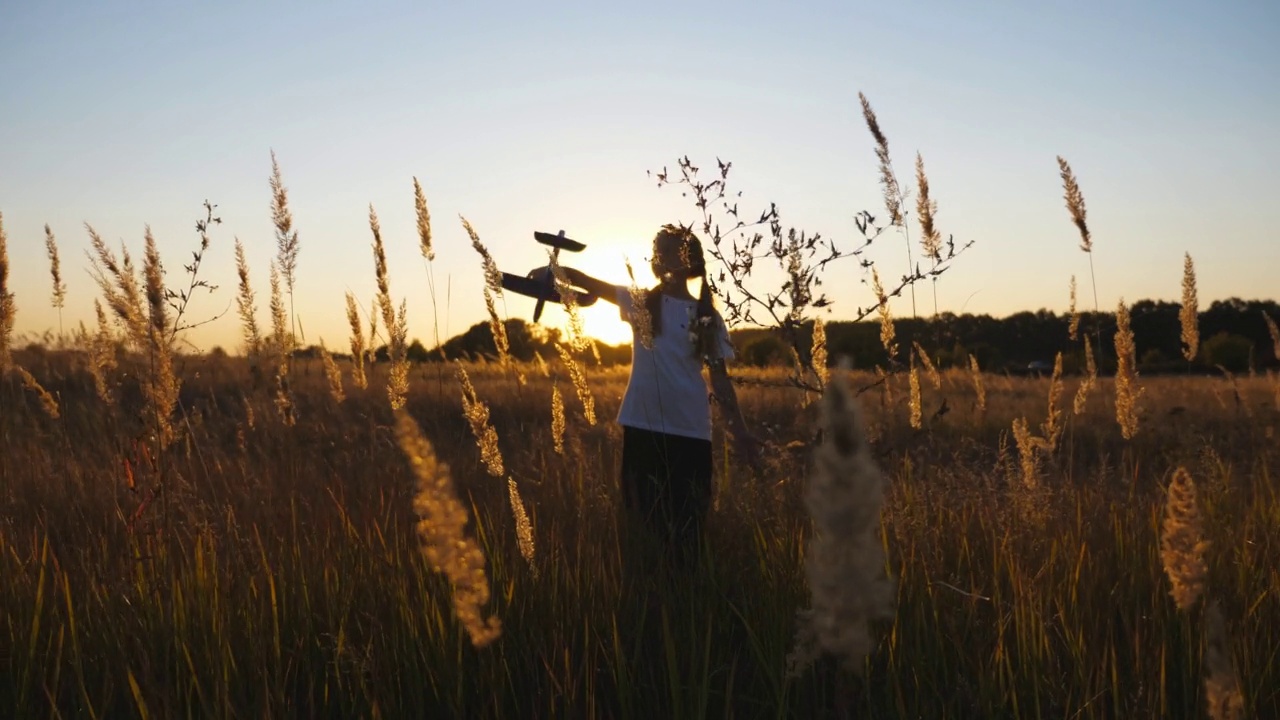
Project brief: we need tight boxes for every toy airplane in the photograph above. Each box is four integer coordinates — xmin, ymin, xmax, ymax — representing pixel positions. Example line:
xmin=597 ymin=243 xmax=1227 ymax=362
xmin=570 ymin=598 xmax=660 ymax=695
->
xmin=499 ymin=230 xmax=599 ymax=322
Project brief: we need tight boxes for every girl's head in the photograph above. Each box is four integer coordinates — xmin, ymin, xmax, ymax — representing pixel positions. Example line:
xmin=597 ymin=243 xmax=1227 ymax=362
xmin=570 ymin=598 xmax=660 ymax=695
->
xmin=650 ymin=224 xmax=706 ymax=284
xmin=643 ymin=224 xmax=722 ymax=361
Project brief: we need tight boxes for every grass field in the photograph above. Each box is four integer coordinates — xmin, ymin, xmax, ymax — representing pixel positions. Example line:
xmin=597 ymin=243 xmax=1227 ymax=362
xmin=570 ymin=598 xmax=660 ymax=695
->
xmin=2 ymin=349 xmax=1277 ymax=719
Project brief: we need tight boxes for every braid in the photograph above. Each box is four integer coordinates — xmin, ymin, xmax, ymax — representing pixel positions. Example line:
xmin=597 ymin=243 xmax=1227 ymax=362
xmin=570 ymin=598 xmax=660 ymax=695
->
xmin=693 ymin=269 xmax=719 ymax=361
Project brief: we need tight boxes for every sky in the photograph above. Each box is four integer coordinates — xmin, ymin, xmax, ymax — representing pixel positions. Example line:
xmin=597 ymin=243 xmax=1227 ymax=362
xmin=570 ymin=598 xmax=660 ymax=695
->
xmin=2 ymin=0 xmax=1277 ymax=351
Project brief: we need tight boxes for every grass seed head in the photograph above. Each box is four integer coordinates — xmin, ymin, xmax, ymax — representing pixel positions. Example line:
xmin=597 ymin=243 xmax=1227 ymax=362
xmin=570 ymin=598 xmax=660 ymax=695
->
xmin=507 ymin=477 xmax=536 ymax=574
xmin=345 ymin=292 xmax=368 ymax=390
xmin=394 ymin=407 xmax=502 ymax=648
xmin=1057 ymin=155 xmax=1091 ymax=252
xmin=0 ymin=211 xmax=14 ymax=372
xmin=269 ymin=150 xmax=300 ymax=293
xmin=1068 ymin=275 xmax=1080 ymax=341
xmin=458 ymin=366 xmax=504 ymax=477
xmin=1160 ymin=466 xmax=1209 ymax=611
xmin=44 ymin=224 xmax=66 ymax=312
xmin=1074 ymin=336 xmax=1096 ymax=415
xmin=915 ymin=152 xmax=942 ymax=262
xmin=969 ymin=354 xmax=986 ymax=415
xmin=1114 ymin=299 xmax=1142 ymax=439
xmin=791 ymin=363 xmax=896 ymax=676
xmin=1181 ymin=253 xmax=1199 ymax=362
xmin=16 ymin=365 xmax=60 ymax=419
xmin=234 ymin=238 xmax=263 ymax=358
xmin=859 ymin=92 xmax=902 ymax=227
xmin=413 ymin=176 xmax=433 ymax=261
xmin=908 ymin=350 xmax=922 ymax=430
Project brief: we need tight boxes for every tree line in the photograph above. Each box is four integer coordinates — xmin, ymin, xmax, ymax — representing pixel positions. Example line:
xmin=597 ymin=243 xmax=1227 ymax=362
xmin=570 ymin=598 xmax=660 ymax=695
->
xmin=286 ymin=297 xmax=1279 ymax=375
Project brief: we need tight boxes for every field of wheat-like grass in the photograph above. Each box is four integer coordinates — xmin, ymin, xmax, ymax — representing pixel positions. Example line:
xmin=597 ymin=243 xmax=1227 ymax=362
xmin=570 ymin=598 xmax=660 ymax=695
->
xmin=1 ymin=348 xmax=1277 ymax=718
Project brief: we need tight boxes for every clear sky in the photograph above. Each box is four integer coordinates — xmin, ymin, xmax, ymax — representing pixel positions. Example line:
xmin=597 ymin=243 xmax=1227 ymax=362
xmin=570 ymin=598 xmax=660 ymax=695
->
xmin=3 ymin=0 xmax=1277 ymax=351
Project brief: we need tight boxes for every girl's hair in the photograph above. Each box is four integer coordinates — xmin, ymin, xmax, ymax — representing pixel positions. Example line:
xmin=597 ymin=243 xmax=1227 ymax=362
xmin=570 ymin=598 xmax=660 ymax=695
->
xmin=644 ymin=224 xmax=721 ymax=360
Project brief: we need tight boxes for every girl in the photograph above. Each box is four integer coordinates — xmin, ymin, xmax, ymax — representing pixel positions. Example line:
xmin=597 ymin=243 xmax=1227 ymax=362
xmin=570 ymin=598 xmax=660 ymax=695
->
xmin=558 ymin=224 xmax=760 ymax=568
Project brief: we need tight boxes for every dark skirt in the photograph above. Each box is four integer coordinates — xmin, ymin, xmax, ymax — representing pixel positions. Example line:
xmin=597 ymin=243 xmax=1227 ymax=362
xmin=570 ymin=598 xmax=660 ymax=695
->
xmin=619 ymin=425 xmax=713 ymax=569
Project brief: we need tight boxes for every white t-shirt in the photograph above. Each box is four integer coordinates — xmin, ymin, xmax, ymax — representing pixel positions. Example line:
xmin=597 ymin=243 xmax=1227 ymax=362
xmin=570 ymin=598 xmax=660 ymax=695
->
xmin=615 ymin=287 xmax=735 ymax=441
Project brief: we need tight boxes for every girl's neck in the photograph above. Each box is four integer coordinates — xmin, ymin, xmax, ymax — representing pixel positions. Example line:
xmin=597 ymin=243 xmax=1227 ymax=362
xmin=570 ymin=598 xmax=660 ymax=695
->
xmin=656 ymin=279 xmax=695 ymax=301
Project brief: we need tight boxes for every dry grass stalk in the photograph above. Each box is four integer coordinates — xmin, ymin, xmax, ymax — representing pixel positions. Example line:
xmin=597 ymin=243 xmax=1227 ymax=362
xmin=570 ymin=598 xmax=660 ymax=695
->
xmin=142 ymin=229 xmax=180 ymax=446
xmin=0 ymin=211 xmax=14 ymax=372
xmin=811 ymin=317 xmax=829 ymax=389
xmin=1056 ymin=156 xmax=1091 ymax=253
xmin=556 ymin=343 xmax=596 ymax=426
xmin=369 ymin=205 xmax=410 ymax=409
xmin=533 ymin=351 xmax=549 ymax=378
xmin=1114 ymin=300 xmax=1142 ymax=439
xmin=915 ymin=153 xmax=941 ymax=264
xmin=367 ymin=298 xmax=379 ymax=365
xmin=269 ymin=151 xmax=300 ymax=297
xmin=86 ymin=225 xmax=148 ymax=347
xmin=461 ymin=216 xmax=502 ymax=293
xmin=969 ymin=354 xmax=986 ymax=415
xmin=624 ymin=258 xmax=654 ymax=350
xmin=483 ymin=286 xmax=509 ymax=363
xmin=268 ymin=262 xmax=296 ymax=425
xmin=1160 ymin=467 xmax=1209 ymax=611
xmin=908 ymin=350 xmax=923 ymax=430
xmin=507 ymin=477 xmax=536 ymax=574
xmin=458 ymin=217 xmax=510 ymax=364
xmin=44 ymin=224 xmax=66 ymax=318
xmin=393 ymin=407 xmax=502 ymax=648
xmin=15 ymin=365 xmax=60 ymax=419
xmin=550 ymin=384 xmax=566 ymax=455
xmin=912 ymin=341 xmax=940 ymax=390
xmin=413 ymin=177 xmax=434 ymax=261
xmin=457 ymin=366 xmax=504 ymax=477
xmin=871 ymin=268 xmax=897 ymax=360
xmin=344 ymin=293 xmax=368 ymax=390
xmin=858 ymin=92 xmax=902 ymax=227
xmin=1263 ymin=311 xmax=1280 ymax=363
xmin=233 ymin=239 xmax=262 ymax=357
xmin=1068 ymin=276 xmax=1080 ymax=341
xmin=1041 ymin=352 xmax=1065 ymax=450
xmin=547 ymin=251 xmax=586 ymax=353
xmin=1073 ymin=336 xmax=1096 ymax=416
xmin=1180 ymin=253 xmax=1199 ymax=362
xmin=1203 ymin=601 xmax=1245 ymax=720
xmin=1011 ymin=417 xmax=1042 ymax=490
xmin=89 ymin=300 xmax=118 ymax=403
xmin=319 ymin=340 xmax=345 ymax=403
xmin=788 ymin=365 xmax=896 ymax=676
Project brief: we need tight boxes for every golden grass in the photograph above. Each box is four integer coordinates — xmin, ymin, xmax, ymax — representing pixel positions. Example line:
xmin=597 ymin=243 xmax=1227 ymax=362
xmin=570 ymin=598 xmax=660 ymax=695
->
xmin=395 ymin=406 xmax=502 ymax=648
xmin=1114 ymin=299 xmax=1142 ymax=439
xmin=1181 ymin=252 xmax=1200 ymax=362
xmin=0 ymin=210 xmax=14 ymax=372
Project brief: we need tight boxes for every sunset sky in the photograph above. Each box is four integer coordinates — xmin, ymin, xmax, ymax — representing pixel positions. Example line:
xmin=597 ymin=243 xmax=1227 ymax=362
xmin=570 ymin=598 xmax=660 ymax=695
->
xmin=3 ymin=1 xmax=1277 ymax=351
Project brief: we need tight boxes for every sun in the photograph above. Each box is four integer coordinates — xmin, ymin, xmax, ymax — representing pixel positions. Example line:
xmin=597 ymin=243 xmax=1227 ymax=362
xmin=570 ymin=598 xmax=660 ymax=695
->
xmin=534 ymin=233 xmax=659 ymax=347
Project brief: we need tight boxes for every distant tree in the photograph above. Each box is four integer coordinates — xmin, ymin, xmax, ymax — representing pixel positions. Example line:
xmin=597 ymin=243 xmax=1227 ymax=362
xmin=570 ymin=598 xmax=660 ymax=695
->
xmin=1200 ymin=332 xmax=1252 ymax=373
xmin=741 ymin=335 xmax=788 ymax=367
xmin=407 ymin=339 xmax=430 ymax=363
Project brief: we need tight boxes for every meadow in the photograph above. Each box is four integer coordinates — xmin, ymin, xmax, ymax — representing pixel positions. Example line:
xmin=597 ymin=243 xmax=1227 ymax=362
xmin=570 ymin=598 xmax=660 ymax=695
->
xmin=2 ymin=112 xmax=1277 ymax=718
xmin=1 ymin=347 xmax=1277 ymax=718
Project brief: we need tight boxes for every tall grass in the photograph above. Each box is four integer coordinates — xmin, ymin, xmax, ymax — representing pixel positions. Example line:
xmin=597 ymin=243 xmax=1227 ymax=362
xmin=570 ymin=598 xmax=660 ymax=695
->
xmin=1 ymin=353 xmax=1277 ymax=718
xmin=1 ymin=148 xmax=1278 ymax=720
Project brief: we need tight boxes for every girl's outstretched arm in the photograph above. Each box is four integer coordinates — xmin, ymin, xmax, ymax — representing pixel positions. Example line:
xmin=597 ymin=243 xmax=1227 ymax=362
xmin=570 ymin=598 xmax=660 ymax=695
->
xmin=707 ymin=357 xmax=763 ymax=469
xmin=558 ymin=267 xmax=623 ymax=307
